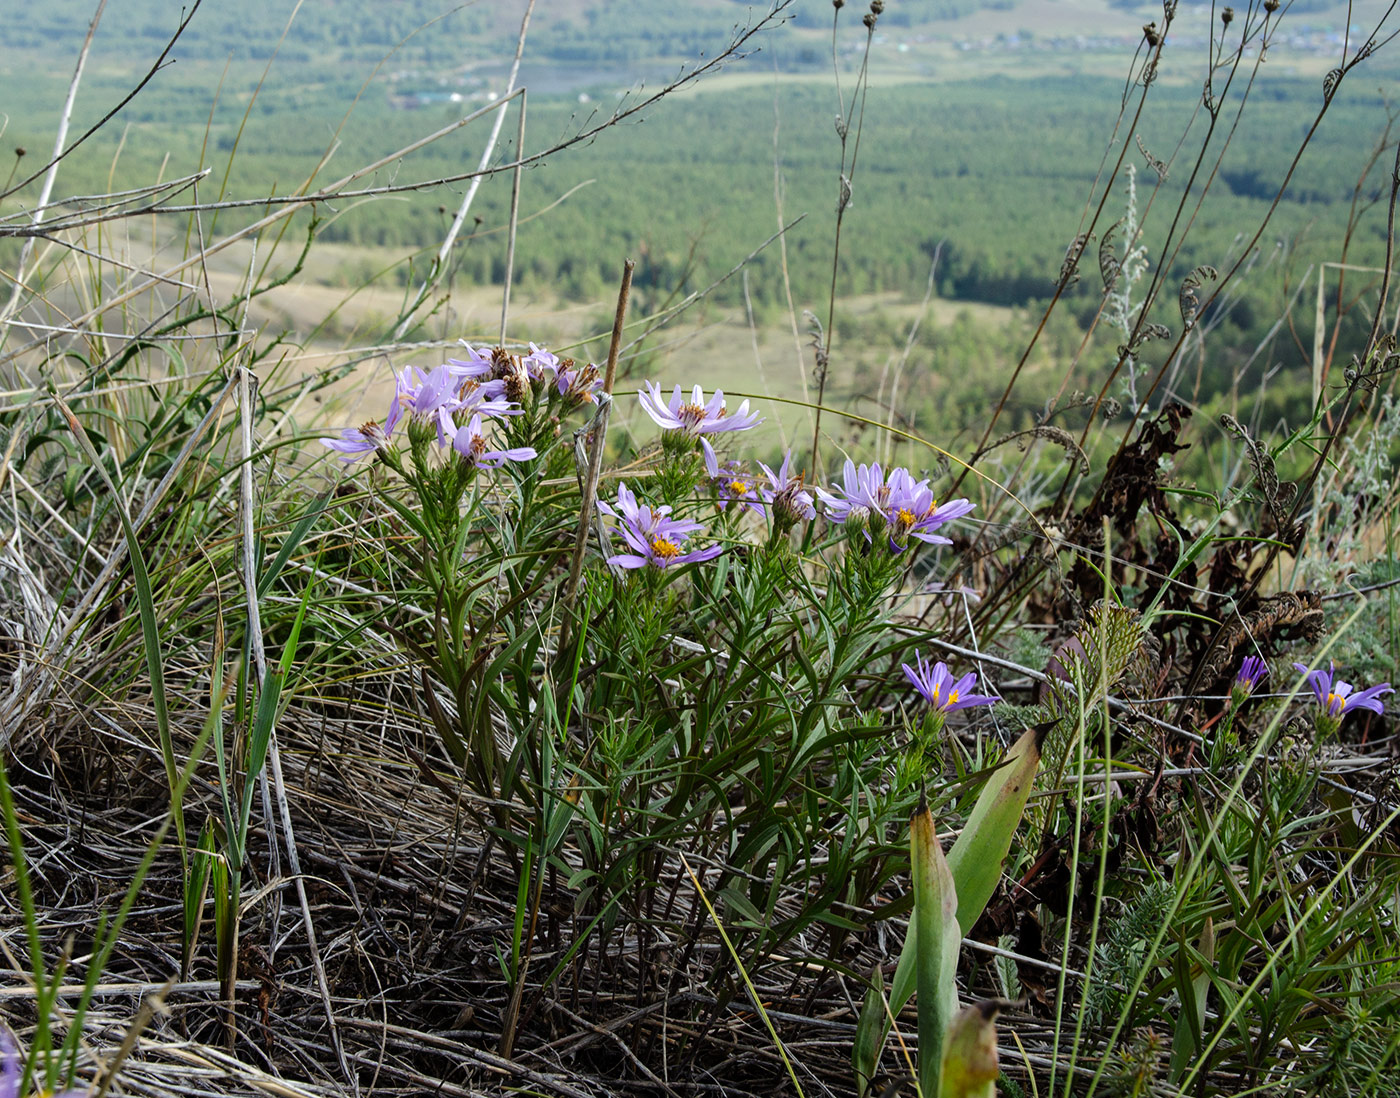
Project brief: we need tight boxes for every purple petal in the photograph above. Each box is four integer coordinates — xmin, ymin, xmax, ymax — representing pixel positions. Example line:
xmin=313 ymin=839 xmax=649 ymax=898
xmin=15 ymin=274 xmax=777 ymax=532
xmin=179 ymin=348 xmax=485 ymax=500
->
xmin=1346 ymin=682 xmax=1393 ymax=715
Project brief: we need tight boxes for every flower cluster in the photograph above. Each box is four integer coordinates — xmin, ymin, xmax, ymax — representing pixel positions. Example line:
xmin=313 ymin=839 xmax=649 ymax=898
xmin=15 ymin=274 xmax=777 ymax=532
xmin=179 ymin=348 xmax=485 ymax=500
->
xmin=450 ymin=341 xmax=604 ymax=409
xmin=600 ymin=379 xmax=808 ymax=575
xmin=698 ymin=437 xmax=816 ymax=530
xmin=320 ymin=342 xmax=603 ymax=471
xmin=818 ymin=460 xmax=973 ymax=552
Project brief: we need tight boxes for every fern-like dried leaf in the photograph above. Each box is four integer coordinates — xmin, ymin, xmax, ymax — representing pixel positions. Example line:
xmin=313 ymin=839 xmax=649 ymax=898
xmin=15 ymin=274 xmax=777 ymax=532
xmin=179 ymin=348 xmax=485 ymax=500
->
xmin=1135 ymin=134 xmax=1168 ymax=180
xmin=1178 ymin=265 xmax=1217 ymax=329
xmin=1100 ymin=218 xmax=1125 ymax=294
xmin=1060 ymin=232 xmax=1090 ymax=290
xmin=1220 ymin=412 xmax=1299 ymax=539
xmin=974 ymin=425 xmax=1089 ymax=473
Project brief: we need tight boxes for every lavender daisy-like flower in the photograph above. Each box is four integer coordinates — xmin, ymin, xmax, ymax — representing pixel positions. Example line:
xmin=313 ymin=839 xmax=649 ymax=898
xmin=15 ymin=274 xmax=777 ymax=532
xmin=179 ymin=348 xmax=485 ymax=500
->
xmin=322 ymin=421 xmax=390 ymax=462
xmin=639 ymin=382 xmax=763 ymax=439
xmin=883 ymin=467 xmax=975 ymax=550
xmin=451 ymin=414 xmax=538 ymax=469
xmin=445 ymin=341 xmax=496 ymax=382
xmin=523 ymin=342 xmax=561 ymax=382
xmin=458 ymin=380 xmax=524 ymax=420
xmin=902 ymin=654 xmax=1000 ymax=713
xmin=1231 ymin=655 xmax=1268 ymax=706
xmin=597 ymin=482 xmax=654 ymax=532
xmin=388 ymin=364 xmax=466 ymax=446
xmin=701 ymin=439 xmax=763 ymax=515
xmin=816 ymin=459 xmax=890 ymax=532
xmin=818 ymin=461 xmax=973 ymax=550
xmin=758 ymin=451 xmax=816 ymax=529
xmin=1293 ymin=660 xmax=1391 ymax=735
xmin=598 ymin=483 xmax=722 ymax=570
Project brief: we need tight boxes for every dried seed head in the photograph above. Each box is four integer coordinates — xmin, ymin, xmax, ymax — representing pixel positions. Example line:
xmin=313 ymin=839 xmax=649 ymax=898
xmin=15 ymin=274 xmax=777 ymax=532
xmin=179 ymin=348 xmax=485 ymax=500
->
xmin=13 ymin=147 xmax=25 ymax=158
xmin=1264 ymin=0 xmax=1279 ymax=11
xmin=1221 ymin=6 xmax=1234 ymax=24
xmin=833 ymin=0 xmax=844 ymax=8
xmin=863 ymin=11 xmax=876 ymax=28
xmin=871 ymin=0 xmax=885 ymax=12
xmin=1143 ymin=21 xmax=1160 ymax=46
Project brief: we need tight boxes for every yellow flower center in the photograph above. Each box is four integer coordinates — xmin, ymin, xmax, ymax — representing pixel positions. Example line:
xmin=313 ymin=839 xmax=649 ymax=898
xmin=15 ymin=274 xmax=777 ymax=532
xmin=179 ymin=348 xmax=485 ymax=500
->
xmin=651 ymin=537 xmax=681 ymax=560
xmin=1328 ymin=692 xmax=1347 ymax=712
xmin=730 ymin=480 xmax=749 ymax=495
xmin=895 ymin=507 xmax=916 ymax=528
xmin=948 ymin=689 xmax=960 ymax=705
xmin=678 ymin=402 xmax=706 ymax=426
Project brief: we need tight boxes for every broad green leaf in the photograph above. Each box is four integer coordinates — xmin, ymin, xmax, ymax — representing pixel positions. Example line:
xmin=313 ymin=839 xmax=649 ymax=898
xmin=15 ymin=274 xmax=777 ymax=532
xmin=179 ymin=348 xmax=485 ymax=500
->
xmin=946 ymin=722 xmax=1050 ymax=936
xmin=911 ymin=798 xmax=961 ymax=1098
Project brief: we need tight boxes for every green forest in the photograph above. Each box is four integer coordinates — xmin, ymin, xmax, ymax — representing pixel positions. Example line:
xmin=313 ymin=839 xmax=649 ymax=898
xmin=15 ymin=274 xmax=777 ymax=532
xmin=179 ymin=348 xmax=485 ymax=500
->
xmin=4 ymin=0 xmax=1400 ymax=447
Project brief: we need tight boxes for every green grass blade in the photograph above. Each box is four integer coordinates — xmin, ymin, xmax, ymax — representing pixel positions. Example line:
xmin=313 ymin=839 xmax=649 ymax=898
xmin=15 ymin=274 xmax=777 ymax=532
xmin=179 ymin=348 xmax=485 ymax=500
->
xmin=53 ymin=390 xmax=186 ymax=859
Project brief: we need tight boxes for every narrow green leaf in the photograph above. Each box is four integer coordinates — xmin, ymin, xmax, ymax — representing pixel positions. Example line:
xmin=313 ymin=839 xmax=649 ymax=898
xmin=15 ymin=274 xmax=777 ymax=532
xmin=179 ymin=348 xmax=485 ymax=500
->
xmin=256 ymin=491 xmax=330 ymax=598
xmin=1169 ymin=916 xmax=1215 ymax=1083
xmin=182 ymin=819 xmax=218 ymax=979
xmin=853 ymin=965 xmax=887 ymax=1098
xmin=53 ymin=391 xmax=186 ymax=859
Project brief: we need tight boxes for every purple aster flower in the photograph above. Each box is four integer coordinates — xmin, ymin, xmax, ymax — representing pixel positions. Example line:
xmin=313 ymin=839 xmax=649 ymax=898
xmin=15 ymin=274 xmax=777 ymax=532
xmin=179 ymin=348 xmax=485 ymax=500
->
xmin=1231 ymin=655 xmax=1269 ymax=706
xmin=639 ymin=382 xmax=763 ymax=438
xmin=902 ymin=654 xmax=1000 ymax=713
xmin=388 ymin=364 xmax=466 ymax=446
xmin=2 ymin=1024 xmax=86 ymax=1098
xmin=322 ymin=421 xmax=390 ymax=462
xmin=818 ymin=461 xmax=973 ymax=550
xmin=523 ymin=342 xmax=561 ymax=382
xmin=817 ymin=459 xmax=889 ymax=531
xmin=883 ymin=467 xmax=975 ymax=550
xmin=598 ymin=482 xmax=694 ymax=544
xmin=555 ymin=358 xmax=603 ymax=407
xmin=598 ymin=483 xmax=722 ymax=570
xmin=597 ymin=482 xmax=654 ymax=531
xmin=758 ymin=451 xmax=816 ymax=529
xmin=1293 ymin=661 xmax=1391 ymax=733
xmin=701 ymin=439 xmax=763 ymax=515
xmin=451 ymin=414 xmax=538 ymax=469
xmin=446 ymin=341 xmax=496 ymax=382
xmin=458 ymin=380 xmax=524 ymax=420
